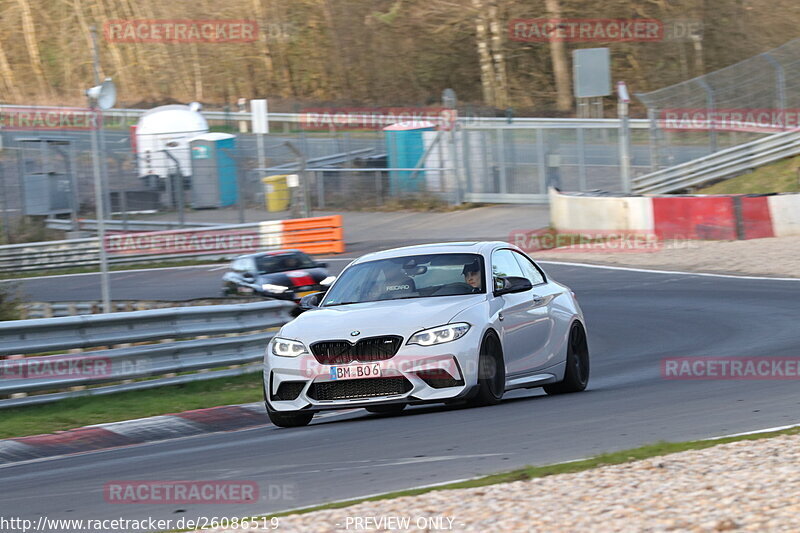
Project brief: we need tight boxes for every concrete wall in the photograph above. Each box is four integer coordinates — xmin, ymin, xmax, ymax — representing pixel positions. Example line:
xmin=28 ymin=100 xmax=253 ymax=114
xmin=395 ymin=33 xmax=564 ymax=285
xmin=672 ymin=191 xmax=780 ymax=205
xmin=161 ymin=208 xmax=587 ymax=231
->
xmin=549 ymin=188 xmax=654 ymax=232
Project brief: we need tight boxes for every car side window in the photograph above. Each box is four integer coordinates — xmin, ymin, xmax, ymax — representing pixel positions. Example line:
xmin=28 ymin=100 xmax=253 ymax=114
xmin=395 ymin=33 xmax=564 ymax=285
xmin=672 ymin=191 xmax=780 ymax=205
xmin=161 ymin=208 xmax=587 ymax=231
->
xmin=491 ymin=249 xmax=525 ymax=290
xmin=512 ymin=251 xmax=546 ymax=285
xmin=232 ymin=258 xmax=247 ymax=272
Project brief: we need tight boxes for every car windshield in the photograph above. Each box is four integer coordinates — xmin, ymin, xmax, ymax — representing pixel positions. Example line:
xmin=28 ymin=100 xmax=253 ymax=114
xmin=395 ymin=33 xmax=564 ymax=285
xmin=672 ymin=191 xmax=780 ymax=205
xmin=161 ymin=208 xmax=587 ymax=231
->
xmin=321 ymin=253 xmax=485 ymax=306
xmin=255 ymin=252 xmax=316 ymax=274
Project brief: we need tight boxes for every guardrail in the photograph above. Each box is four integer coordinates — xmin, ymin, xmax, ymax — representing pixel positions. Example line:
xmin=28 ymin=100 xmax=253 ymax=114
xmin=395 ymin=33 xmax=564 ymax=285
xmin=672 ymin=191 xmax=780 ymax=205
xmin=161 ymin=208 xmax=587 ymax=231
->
xmin=632 ymin=129 xmax=800 ymax=194
xmin=21 ymin=298 xmax=261 ymax=319
xmin=0 ymin=104 xmax=651 ymax=128
xmin=0 ymin=215 xmax=345 ymax=273
xmin=0 ymin=300 xmax=293 ymax=408
xmin=45 ymin=218 xmax=219 ymax=232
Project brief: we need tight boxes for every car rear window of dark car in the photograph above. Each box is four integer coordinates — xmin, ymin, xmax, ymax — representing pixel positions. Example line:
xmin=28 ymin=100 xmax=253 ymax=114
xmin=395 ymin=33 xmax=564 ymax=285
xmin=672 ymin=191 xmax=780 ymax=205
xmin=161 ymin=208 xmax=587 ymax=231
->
xmin=256 ymin=253 xmax=316 ymax=273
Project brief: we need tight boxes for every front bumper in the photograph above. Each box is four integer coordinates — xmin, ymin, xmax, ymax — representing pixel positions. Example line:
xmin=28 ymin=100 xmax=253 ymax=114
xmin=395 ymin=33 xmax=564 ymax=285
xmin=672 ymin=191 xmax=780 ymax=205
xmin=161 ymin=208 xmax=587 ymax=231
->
xmin=264 ymin=330 xmax=481 ymax=412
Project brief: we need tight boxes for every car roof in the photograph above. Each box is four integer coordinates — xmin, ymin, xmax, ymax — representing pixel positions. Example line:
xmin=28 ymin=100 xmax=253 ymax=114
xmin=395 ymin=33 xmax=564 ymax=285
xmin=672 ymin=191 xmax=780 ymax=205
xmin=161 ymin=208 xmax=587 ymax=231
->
xmin=234 ymin=249 xmax=305 ymax=260
xmin=352 ymin=241 xmax=512 ymax=264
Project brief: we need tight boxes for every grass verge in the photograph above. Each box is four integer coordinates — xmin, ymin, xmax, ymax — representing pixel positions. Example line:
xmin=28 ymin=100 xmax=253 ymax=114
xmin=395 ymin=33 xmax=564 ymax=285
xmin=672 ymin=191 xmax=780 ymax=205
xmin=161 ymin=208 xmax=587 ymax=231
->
xmin=0 ymin=372 xmax=263 ymax=439
xmin=699 ymin=154 xmax=800 ymax=194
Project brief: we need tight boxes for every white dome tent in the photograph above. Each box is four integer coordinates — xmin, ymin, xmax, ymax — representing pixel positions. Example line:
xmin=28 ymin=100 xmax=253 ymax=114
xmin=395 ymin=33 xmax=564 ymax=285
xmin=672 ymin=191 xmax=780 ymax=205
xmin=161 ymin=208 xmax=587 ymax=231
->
xmin=135 ymin=102 xmax=209 ymax=182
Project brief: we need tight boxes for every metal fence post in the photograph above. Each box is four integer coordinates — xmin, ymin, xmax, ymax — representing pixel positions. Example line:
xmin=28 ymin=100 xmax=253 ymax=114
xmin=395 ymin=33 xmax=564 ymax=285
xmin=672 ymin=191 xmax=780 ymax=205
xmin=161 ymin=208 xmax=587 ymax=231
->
xmin=647 ymin=108 xmax=661 ymax=172
xmin=480 ymin=130 xmax=491 ymax=193
xmin=762 ymin=52 xmax=787 ymax=128
xmin=450 ymin=127 xmax=462 ymax=205
xmin=577 ymin=127 xmax=588 ymax=190
xmin=0 ymin=150 xmax=11 ymax=244
xmin=375 ymin=170 xmax=382 ymax=206
xmin=536 ymin=128 xmax=547 ymax=194
xmin=697 ymin=78 xmax=717 ymax=153
xmin=316 ymin=171 xmax=325 ymax=209
xmin=497 ymin=129 xmax=508 ymax=194
xmin=619 ymin=101 xmax=632 ymax=193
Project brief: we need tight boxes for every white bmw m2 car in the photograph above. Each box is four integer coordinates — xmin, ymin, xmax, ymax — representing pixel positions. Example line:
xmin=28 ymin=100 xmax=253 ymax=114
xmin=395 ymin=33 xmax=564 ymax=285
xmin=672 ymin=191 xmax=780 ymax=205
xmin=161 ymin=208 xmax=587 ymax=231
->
xmin=264 ymin=241 xmax=589 ymax=427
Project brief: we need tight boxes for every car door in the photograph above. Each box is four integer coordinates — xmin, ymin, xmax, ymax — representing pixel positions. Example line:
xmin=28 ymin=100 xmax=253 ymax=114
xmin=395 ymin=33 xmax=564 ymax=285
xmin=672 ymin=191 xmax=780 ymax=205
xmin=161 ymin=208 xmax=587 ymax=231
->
xmin=510 ymin=250 xmax=558 ymax=372
xmin=491 ymin=249 xmax=549 ymax=376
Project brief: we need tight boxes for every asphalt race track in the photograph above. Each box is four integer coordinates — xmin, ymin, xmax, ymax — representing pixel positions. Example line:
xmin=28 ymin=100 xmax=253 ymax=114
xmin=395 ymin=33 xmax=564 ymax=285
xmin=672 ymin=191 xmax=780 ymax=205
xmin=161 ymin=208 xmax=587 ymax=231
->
xmin=2 ymin=262 xmax=800 ymax=529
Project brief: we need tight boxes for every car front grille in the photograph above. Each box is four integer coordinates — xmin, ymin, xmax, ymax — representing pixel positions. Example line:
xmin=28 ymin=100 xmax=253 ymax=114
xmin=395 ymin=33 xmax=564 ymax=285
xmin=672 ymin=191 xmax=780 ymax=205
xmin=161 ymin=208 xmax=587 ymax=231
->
xmin=307 ymin=377 xmax=413 ymax=401
xmin=311 ymin=335 xmax=403 ymax=365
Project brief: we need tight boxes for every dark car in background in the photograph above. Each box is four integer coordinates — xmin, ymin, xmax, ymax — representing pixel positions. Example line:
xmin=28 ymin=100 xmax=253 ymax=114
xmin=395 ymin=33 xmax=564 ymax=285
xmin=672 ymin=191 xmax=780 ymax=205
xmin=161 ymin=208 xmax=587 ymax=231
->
xmin=222 ymin=250 xmax=335 ymax=301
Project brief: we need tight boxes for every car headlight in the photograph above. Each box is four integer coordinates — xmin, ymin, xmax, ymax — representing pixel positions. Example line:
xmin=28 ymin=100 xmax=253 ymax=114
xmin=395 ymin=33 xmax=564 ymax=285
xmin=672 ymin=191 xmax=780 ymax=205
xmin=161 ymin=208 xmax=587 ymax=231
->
xmin=320 ymin=276 xmax=336 ymax=286
xmin=262 ymin=283 xmax=289 ymax=293
xmin=407 ymin=323 xmax=470 ymax=346
xmin=271 ymin=337 xmax=308 ymax=357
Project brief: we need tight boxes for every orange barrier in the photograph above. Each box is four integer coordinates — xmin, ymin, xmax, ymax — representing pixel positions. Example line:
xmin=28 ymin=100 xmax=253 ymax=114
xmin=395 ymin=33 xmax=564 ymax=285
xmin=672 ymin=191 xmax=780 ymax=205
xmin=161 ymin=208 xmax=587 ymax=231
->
xmin=280 ymin=215 xmax=345 ymax=254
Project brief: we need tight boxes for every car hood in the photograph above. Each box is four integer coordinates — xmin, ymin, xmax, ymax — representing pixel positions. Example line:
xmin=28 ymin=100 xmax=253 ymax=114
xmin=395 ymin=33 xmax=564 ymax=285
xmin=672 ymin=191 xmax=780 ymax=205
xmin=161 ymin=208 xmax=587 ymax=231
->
xmin=280 ymin=294 xmax=486 ymax=342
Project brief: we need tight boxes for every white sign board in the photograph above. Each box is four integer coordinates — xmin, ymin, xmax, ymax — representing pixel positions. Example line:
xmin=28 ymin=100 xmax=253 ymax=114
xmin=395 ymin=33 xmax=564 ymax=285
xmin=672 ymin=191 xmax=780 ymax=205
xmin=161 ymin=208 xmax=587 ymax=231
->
xmin=286 ymin=174 xmax=300 ymax=188
xmin=251 ymin=99 xmax=269 ymax=134
xmin=573 ymin=48 xmax=611 ymax=98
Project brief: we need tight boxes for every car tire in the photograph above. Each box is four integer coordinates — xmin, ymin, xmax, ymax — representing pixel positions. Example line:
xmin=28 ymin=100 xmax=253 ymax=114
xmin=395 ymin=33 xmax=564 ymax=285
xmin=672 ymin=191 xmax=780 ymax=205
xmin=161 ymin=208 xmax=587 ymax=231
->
xmin=468 ymin=331 xmax=505 ymax=407
xmin=263 ymin=384 xmax=314 ymax=427
xmin=365 ymin=404 xmax=406 ymax=414
xmin=544 ymin=322 xmax=590 ymax=395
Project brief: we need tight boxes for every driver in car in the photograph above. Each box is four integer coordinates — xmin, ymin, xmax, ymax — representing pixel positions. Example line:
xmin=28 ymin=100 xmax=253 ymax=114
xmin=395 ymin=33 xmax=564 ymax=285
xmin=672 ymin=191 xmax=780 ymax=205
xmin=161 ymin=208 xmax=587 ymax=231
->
xmin=462 ymin=260 xmax=482 ymax=292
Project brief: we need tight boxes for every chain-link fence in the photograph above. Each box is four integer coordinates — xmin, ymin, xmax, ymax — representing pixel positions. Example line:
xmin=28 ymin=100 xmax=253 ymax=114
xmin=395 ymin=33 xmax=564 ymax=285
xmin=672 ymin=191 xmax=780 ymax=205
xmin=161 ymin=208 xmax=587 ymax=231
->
xmin=1 ymin=108 xmax=733 ymax=240
xmin=636 ymin=38 xmax=800 ymax=169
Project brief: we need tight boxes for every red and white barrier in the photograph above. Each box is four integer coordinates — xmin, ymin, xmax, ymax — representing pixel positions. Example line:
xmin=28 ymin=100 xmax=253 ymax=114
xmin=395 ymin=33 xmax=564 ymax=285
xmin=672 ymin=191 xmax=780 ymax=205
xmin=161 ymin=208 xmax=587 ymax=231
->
xmin=767 ymin=195 xmax=800 ymax=237
xmin=550 ymin=189 xmax=800 ymax=240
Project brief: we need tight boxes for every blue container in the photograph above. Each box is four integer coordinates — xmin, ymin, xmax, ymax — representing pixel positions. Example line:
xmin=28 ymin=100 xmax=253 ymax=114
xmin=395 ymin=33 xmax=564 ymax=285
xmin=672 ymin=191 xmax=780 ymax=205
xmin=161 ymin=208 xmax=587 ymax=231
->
xmin=384 ymin=122 xmax=435 ymax=194
xmin=189 ymin=133 xmax=238 ymax=208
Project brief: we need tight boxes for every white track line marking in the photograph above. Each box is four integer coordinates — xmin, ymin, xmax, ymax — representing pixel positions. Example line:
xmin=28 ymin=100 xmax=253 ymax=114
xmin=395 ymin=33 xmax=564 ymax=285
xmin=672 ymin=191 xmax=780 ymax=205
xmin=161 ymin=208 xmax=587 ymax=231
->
xmin=704 ymin=422 xmax=800 ymax=440
xmin=537 ymin=260 xmax=800 ymax=282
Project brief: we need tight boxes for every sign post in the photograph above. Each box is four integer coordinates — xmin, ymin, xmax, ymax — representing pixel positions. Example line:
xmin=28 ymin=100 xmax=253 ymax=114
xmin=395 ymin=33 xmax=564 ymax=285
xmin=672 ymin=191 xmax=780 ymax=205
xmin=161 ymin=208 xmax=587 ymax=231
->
xmin=617 ymin=81 xmax=632 ymax=193
xmin=251 ymin=99 xmax=269 ymax=204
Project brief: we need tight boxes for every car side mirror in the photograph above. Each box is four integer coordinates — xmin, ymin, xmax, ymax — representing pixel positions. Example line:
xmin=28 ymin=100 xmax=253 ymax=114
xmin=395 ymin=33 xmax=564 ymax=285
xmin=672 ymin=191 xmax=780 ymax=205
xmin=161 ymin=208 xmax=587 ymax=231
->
xmin=493 ymin=276 xmax=532 ymax=296
xmin=242 ymin=272 xmax=255 ymax=282
xmin=316 ymin=262 xmax=328 ymax=268
xmin=299 ymin=291 xmax=325 ymax=310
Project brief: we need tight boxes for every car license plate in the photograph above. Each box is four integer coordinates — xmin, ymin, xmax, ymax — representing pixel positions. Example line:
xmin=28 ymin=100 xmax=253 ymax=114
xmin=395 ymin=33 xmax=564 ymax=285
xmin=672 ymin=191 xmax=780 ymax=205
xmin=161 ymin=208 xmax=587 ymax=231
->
xmin=238 ymin=286 xmax=253 ymax=294
xmin=330 ymin=363 xmax=381 ymax=381
xmin=296 ymin=290 xmax=315 ymax=298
